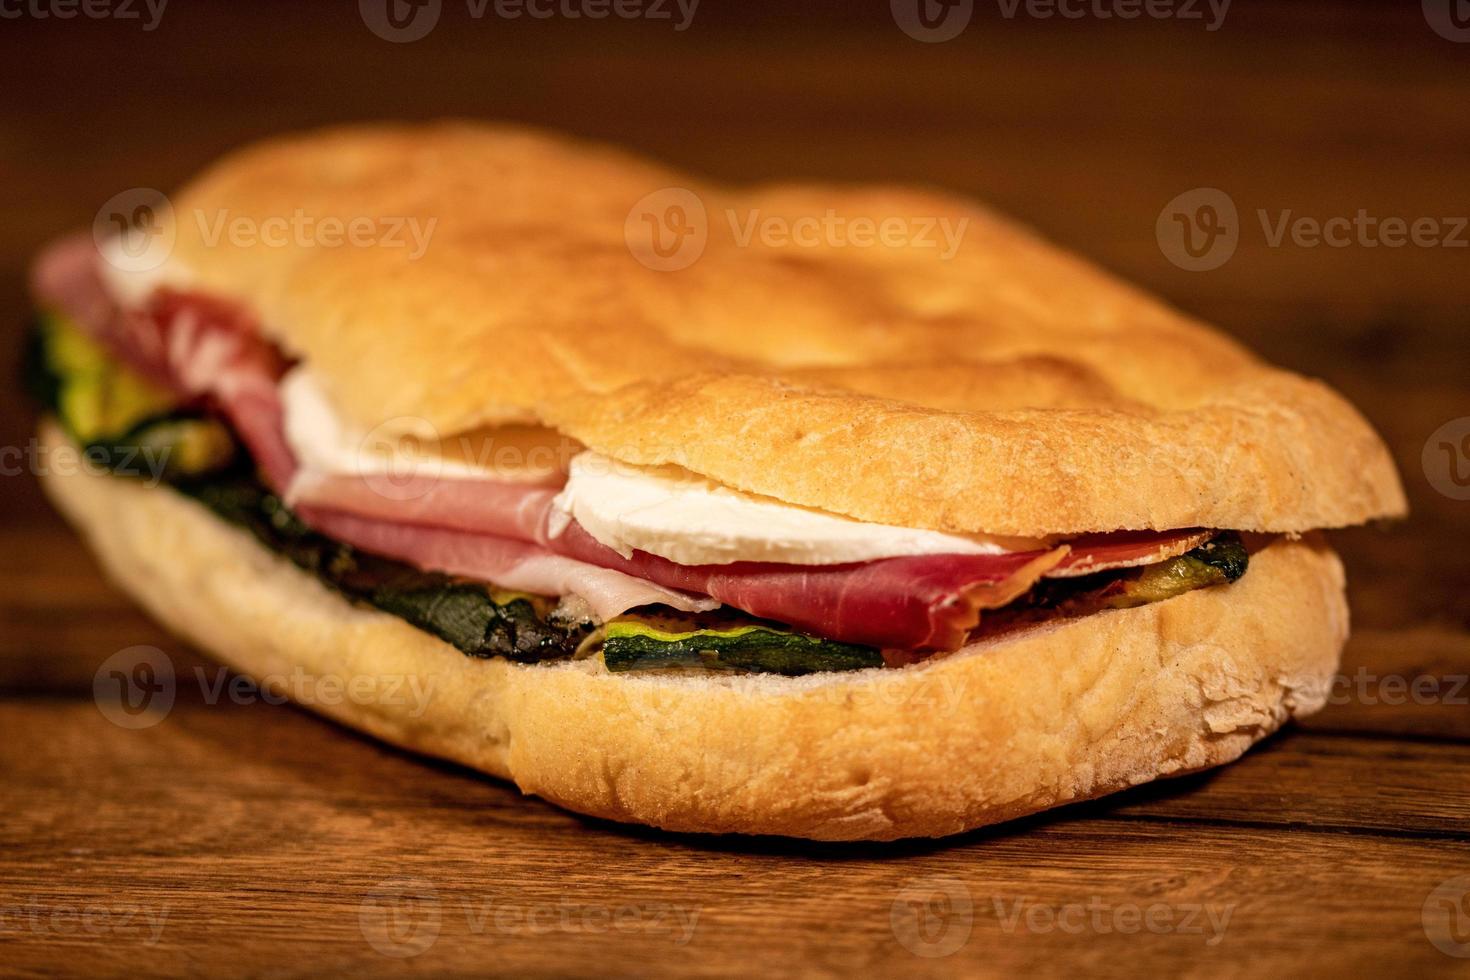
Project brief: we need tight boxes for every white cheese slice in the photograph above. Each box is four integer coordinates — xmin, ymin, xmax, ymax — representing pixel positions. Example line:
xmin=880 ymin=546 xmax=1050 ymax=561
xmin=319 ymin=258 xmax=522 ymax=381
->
xmin=551 ymin=451 xmax=1048 ymax=566
xmin=279 ymin=367 xmax=568 ymax=484
xmin=95 ymin=241 xmax=194 ymax=307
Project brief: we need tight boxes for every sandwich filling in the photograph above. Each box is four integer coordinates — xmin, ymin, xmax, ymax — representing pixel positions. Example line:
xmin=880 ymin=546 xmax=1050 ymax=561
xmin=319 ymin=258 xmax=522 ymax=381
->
xmin=28 ymin=234 xmax=1253 ymax=675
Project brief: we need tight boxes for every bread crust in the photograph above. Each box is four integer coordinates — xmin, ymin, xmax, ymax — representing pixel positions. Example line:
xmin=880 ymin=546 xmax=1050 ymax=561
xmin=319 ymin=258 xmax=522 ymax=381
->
xmin=40 ymin=423 xmax=1346 ymax=840
xmin=158 ymin=123 xmax=1404 ymax=535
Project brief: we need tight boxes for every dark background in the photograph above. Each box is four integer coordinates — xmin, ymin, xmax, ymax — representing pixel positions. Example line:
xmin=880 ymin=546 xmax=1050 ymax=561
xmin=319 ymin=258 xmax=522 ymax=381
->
xmin=2 ymin=2 xmax=1468 ymax=976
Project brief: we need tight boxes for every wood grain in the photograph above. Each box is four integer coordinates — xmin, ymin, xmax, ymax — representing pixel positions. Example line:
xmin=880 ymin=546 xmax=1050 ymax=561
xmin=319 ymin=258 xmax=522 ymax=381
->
xmin=2 ymin=1 xmax=1468 ymax=976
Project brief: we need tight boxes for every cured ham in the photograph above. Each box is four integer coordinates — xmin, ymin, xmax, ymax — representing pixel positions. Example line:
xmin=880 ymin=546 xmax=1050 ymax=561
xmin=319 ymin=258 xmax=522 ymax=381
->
xmin=1048 ymin=529 xmax=1212 ymax=577
xmin=544 ymin=520 xmax=1070 ymax=649
xmin=32 ymin=235 xmax=1228 ymax=650
xmin=30 ymin=237 xmax=717 ymax=619
xmin=287 ymin=470 xmax=558 ymax=541
xmin=300 ymin=507 xmax=718 ymax=620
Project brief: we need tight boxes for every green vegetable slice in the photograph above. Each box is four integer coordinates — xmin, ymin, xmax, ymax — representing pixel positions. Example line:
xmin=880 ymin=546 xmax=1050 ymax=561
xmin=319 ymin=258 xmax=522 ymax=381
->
xmin=32 ymin=312 xmax=176 ymax=443
xmin=178 ymin=475 xmax=594 ymax=662
xmin=1182 ymin=532 xmax=1249 ymax=582
xmin=27 ymin=312 xmax=236 ymax=479
xmin=1099 ymin=533 xmax=1248 ymax=609
xmin=24 ymin=315 xmax=1253 ymax=677
xmin=602 ymin=619 xmax=884 ymax=676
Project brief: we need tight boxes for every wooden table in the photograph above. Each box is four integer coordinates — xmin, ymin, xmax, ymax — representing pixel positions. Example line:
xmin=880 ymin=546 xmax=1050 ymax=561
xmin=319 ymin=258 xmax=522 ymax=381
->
xmin=2 ymin=3 xmax=1467 ymax=976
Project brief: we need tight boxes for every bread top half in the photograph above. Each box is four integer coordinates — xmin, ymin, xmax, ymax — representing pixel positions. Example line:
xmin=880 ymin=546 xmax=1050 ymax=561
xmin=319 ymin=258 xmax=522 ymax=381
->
xmin=157 ymin=122 xmax=1405 ymax=537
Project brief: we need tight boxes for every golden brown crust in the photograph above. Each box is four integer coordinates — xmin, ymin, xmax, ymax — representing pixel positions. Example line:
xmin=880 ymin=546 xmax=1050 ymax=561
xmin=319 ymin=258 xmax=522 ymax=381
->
xmin=160 ymin=122 xmax=1404 ymax=535
xmin=40 ymin=422 xmax=1347 ymax=841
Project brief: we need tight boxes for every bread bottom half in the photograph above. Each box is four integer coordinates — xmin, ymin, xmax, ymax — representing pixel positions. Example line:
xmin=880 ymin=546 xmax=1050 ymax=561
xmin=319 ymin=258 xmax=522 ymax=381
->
xmin=39 ymin=422 xmax=1347 ymax=841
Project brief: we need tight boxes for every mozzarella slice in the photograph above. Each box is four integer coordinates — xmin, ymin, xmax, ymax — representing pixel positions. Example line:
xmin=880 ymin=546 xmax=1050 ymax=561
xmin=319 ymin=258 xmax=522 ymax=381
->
xmin=280 ymin=368 xmax=1048 ymax=567
xmin=280 ymin=367 xmax=569 ymax=484
xmin=552 ymin=452 xmax=1049 ymax=566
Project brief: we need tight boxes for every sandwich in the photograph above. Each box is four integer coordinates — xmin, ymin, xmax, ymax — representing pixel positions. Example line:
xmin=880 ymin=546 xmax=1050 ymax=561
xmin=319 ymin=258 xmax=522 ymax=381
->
xmin=27 ymin=123 xmax=1405 ymax=840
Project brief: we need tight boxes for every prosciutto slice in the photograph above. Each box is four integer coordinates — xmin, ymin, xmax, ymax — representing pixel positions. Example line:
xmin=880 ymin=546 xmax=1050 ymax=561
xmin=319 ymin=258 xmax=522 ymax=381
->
xmin=287 ymin=470 xmax=558 ymax=541
xmin=300 ymin=507 xmax=716 ymax=622
xmin=1048 ymin=529 xmax=1211 ymax=577
xmin=33 ymin=234 xmax=1223 ymax=650
xmin=289 ymin=474 xmax=1081 ymax=646
xmin=291 ymin=473 xmax=1209 ymax=583
xmin=31 ymin=235 xmax=716 ymax=619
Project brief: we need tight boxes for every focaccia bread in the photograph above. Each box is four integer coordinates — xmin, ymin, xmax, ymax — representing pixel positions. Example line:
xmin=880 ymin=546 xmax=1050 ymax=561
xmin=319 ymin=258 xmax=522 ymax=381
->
xmin=41 ymin=422 xmax=1346 ymax=841
xmin=161 ymin=123 xmax=1403 ymax=536
xmin=29 ymin=122 xmax=1405 ymax=840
